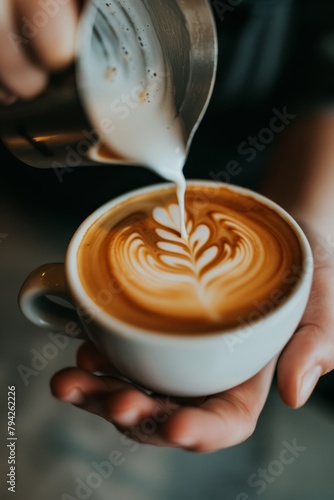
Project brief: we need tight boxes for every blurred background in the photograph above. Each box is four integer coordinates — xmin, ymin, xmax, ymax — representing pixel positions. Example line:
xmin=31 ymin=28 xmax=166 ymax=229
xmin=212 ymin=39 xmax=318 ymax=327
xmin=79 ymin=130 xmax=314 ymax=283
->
xmin=1 ymin=0 xmax=334 ymax=499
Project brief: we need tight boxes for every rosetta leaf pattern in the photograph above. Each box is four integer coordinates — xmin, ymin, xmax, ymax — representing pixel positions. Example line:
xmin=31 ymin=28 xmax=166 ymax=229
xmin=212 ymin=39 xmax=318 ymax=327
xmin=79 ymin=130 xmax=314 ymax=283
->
xmin=153 ymin=204 xmax=218 ymax=280
xmin=111 ymin=202 xmax=267 ymax=322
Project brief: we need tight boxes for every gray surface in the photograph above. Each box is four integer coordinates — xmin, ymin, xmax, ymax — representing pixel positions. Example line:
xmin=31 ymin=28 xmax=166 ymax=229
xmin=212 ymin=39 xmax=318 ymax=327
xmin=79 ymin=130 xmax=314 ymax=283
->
xmin=1 ymin=158 xmax=334 ymax=500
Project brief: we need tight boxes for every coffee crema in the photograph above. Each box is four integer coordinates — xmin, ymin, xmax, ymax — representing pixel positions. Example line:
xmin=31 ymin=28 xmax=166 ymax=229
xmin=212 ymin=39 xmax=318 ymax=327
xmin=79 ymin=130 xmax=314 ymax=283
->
xmin=77 ymin=185 xmax=302 ymax=334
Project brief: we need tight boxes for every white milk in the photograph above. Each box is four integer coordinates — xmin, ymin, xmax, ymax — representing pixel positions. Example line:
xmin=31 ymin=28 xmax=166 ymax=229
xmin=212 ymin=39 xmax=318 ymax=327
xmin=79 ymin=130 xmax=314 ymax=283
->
xmin=77 ymin=0 xmax=190 ymax=239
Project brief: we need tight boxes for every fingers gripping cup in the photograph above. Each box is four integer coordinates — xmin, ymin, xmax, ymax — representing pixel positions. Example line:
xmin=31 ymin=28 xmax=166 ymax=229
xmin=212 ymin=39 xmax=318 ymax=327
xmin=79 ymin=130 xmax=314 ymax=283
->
xmin=18 ymin=181 xmax=313 ymax=397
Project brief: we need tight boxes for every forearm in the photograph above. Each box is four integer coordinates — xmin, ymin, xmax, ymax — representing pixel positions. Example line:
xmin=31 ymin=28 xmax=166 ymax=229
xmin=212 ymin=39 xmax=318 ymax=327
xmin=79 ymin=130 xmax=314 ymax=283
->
xmin=260 ymin=112 xmax=334 ymax=238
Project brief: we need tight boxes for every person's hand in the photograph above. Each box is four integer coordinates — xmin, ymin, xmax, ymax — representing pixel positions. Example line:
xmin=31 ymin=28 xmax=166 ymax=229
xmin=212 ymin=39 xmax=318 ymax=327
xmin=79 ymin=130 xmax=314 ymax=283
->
xmin=50 ymin=227 xmax=334 ymax=453
xmin=275 ymin=224 xmax=334 ymax=409
xmin=51 ymin=343 xmax=278 ymax=452
xmin=0 ymin=0 xmax=82 ymax=104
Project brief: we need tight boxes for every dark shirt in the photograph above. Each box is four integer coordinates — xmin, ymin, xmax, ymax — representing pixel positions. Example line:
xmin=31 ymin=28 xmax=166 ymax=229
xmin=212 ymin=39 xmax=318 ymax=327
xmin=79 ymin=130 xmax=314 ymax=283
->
xmin=184 ymin=0 xmax=334 ymax=187
xmin=210 ymin=0 xmax=334 ymax=114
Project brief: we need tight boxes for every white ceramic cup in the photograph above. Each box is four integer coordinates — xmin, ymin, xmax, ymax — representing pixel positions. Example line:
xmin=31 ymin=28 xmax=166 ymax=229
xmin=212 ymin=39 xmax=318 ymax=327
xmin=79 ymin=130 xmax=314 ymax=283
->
xmin=18 ymin=181 xmax=314 ymax=397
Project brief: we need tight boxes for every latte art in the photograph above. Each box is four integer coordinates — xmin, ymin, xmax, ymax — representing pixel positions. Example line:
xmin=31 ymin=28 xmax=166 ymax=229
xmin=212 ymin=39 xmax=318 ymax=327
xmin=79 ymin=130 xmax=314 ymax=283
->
xmin=78 ymin=185 xmax=302 ymax=334
xmin=111 ymin=205 xmax=278 ymax=321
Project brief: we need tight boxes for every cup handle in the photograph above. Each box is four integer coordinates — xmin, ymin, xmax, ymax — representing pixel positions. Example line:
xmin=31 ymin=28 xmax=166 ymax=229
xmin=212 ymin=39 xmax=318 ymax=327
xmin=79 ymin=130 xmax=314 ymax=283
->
xmin=18 ymin=263 xmax=86 ymax=339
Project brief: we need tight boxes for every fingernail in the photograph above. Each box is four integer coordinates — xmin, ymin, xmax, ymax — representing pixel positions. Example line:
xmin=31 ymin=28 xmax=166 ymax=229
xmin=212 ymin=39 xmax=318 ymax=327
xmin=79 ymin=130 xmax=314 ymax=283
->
xmin=112 ymin=409 xmax=139 ymax=426
xmin=62 ymin=388 xmax=85 ymax=405
xmin=175 ymin=436 xmax=196 ymax=448
xmin=298 ymin=366 xmax=322 ymax=407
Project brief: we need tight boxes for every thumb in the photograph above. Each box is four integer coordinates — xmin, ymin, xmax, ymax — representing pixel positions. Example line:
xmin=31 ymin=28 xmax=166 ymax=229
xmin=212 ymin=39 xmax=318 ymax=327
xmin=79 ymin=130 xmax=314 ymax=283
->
xmin=277 ymin=267 xmax=334 ymax=408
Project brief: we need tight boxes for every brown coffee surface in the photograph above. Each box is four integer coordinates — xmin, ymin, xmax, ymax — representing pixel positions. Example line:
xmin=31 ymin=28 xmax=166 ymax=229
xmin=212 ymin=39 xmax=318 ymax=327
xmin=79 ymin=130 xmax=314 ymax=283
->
xmin=77 ymin=184 xmax=303 ymax=334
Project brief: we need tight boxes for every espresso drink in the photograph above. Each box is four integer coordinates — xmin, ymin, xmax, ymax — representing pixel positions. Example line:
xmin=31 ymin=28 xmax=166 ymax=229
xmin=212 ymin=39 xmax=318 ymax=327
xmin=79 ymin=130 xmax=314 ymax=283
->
xmin=77 ymin=184 xmax=302 ymax=334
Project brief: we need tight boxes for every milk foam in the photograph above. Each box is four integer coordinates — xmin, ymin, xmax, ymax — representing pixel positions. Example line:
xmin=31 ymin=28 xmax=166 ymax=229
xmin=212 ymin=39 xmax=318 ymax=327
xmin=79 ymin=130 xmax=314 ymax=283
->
xmin=78 ymin=186 xmax=303 ymax=334
xmin=78 ymin=0 xmax=190 ymax=238
xmin=110 ymin=204 xmax=274 ymax=321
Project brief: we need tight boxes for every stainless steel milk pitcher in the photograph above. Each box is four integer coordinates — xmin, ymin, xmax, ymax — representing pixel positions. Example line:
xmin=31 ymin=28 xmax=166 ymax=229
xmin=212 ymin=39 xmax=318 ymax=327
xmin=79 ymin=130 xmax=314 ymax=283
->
xmin=0 ymin=0 xmax=217 ymax=170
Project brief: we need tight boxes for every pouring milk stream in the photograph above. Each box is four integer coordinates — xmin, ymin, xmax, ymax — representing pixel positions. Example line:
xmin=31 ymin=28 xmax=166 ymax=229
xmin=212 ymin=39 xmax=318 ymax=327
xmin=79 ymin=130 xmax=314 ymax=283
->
xmin=76 ymin=0 xmax=217 ymax=240
xmin=0 ymin=0 xmax=217 ymax=220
